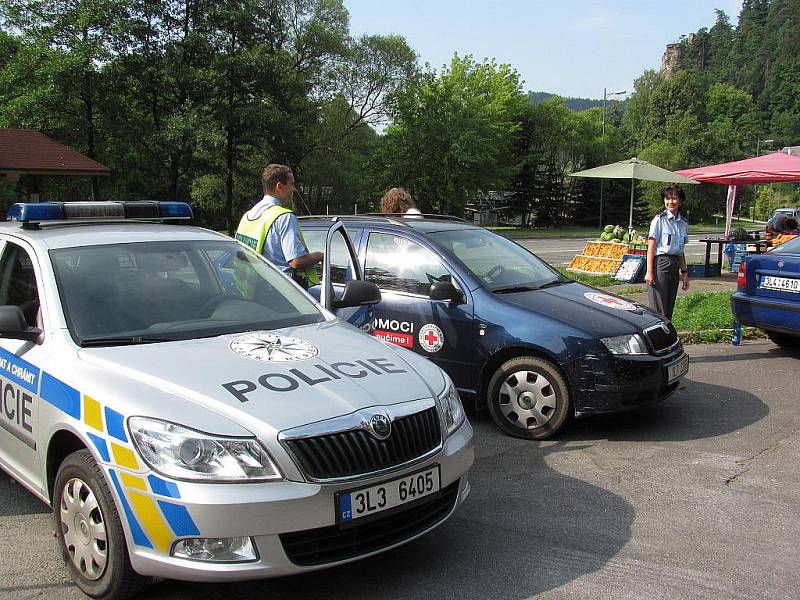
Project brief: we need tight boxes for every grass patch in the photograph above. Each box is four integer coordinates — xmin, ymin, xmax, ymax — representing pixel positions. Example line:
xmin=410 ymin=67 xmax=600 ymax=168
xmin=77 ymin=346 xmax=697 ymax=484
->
xmin=555 ymin=267 xmax=620 ymax=287
xmin=671 ymin=291 xmax=766 ymax=343
xmin=613 ymin=285 xmax=647 ymax=295
xmin=671 ymin=291 xmax=733 ymax=331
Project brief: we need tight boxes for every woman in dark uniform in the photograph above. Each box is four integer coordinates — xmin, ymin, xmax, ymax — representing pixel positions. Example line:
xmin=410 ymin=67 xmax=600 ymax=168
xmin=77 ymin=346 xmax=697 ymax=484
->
xmin=645 ymin=184 xmax=690 ymax=320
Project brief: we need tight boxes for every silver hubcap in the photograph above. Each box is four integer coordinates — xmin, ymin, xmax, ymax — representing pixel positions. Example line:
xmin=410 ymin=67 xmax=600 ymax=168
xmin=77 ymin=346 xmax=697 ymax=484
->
xmin=498 ymin=369 xmax=557 ymax=430
xmin=60 ymin=478 xmax=108 ymax=580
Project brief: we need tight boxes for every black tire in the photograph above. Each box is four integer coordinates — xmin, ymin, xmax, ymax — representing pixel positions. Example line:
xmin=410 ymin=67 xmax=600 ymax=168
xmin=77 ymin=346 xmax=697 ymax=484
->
xmin=53 ymin=449 xmax=148 ymax=600
xmin=487 ymin=356 xmax=571 ymax=440
xmin=766 ymin=330 xmax=800 ymax=348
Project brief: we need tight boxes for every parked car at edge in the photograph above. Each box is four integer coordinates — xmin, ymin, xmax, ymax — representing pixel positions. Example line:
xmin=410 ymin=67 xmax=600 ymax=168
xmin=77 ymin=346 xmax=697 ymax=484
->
xmin=0 ymin=202 xmax=473 ymax=599
xmin=769 ymin=207 xmax=800 ymax=225
xmin=732 ymin=234 xmax=800 ymax=347
xmin=300 ymin=215 xmax=689 ymax=441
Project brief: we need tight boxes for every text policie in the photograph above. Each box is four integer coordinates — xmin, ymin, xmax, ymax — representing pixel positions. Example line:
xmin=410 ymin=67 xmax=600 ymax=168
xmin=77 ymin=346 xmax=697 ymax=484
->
xmin=0 ymin=377 xmax=34 ymax=442
xmin=222 ymin=357 xmax=408 ymax=402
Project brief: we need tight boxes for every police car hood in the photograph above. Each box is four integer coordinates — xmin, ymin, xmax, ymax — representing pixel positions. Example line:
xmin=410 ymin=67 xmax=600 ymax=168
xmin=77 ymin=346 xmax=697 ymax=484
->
xmin=77 ymin=321 xmax=446 ymax=431
xmin=499 ymin=281 xmax=663 ymax=336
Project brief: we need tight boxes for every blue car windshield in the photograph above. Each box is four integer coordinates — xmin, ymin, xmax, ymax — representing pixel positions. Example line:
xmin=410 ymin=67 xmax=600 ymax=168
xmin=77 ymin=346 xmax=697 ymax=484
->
xmin=50 ymin=240 xmax=324 ymax=346
xmin=428 ymin=229 xmax=563 ymax=291
xmin=772 ymin=235 xmax=800 ymax=254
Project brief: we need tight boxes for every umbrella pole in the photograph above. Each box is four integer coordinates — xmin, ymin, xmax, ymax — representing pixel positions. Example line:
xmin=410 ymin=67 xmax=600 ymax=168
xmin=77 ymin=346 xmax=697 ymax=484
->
xmin=629 ymin=178 xmax=635 ymax=231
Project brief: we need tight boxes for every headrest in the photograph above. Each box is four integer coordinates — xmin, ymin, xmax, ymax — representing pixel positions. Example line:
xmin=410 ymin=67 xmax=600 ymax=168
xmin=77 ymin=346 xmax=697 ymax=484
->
xmin=135 ymin=252 xmax=188 ymax=273
xmin=76 ymin=252 xmax=120 ymax=274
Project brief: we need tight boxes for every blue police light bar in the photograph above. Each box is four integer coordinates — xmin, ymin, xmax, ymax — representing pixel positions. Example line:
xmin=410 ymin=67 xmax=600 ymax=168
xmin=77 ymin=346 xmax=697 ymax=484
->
xmin=7 ymin=201 xmax=193 ymax=224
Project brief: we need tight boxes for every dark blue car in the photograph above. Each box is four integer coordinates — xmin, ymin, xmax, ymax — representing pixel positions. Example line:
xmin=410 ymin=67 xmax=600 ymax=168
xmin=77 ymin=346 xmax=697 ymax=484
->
xmin=732 ymin=235 xmax=800 ymax=348
xmin=300 ymin=216 xmax=689 ymax=439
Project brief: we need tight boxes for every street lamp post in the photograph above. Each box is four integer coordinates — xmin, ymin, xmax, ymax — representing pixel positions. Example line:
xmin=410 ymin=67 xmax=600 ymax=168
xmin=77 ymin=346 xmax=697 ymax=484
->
xmin=756 ymin=138 xmax=774 ymax=156
xmin=599 ymin=88 xmax=626 ymax=228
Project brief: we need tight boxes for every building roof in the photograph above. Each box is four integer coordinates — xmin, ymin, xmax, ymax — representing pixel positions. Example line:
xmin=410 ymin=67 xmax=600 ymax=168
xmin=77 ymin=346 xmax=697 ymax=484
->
xmin=0 ymin=128 xmax=111 ymax=177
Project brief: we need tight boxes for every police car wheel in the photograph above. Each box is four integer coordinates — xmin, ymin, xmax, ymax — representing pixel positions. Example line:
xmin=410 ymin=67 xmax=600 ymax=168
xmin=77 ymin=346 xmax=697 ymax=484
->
xmin=487 ymin=357 xmax=570 ymax=440
xmin=54 ymin=450 xmax=147 ymax=600
xmin=766 ymin=330 xmax=799 ymax=348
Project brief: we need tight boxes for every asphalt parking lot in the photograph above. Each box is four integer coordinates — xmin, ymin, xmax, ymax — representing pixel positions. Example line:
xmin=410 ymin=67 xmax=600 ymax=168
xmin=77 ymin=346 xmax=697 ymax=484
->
xmin=2 ymin=340 xmax=798 ymax=600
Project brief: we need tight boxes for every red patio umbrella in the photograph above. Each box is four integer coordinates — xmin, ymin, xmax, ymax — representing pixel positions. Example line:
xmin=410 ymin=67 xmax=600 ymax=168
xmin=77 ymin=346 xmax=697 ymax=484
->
xmin=675 ymin=152 xmax=800 ymax=236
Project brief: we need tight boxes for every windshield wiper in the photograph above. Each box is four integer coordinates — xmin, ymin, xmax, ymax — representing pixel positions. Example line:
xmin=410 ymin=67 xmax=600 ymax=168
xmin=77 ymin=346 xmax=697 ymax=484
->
xmin=538 ymin=280 xmax=569 ymax=289
xmin=492 ymin=285 xmax=540 ymax=294
xmin=80 ymin=336 xmax=172 ymax=347
xmin=493 ymin=280 xmax=569 ymax=294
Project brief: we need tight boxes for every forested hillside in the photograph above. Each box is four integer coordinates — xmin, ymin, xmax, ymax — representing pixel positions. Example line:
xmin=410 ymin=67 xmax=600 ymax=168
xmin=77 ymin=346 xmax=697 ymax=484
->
xmin=0 ymin=0 xmax=798 ymax=229
xmin=528 ymin=92 xmax=603 ymax=113
xmin=624 ymin=0 xmax=800 ymax=220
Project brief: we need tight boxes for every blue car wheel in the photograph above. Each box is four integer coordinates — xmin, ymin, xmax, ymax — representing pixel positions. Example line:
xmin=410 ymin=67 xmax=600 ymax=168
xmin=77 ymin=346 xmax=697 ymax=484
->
xmin=487 ymin=356 xmax=571 ymax=440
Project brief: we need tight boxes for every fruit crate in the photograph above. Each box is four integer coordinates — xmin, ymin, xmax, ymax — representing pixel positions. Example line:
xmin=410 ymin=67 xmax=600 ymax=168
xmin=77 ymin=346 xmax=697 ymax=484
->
xmin=582 ymin=241 xmax=628 ymax=260
xmin=627 ymin=243 xmax=647 ymax=256
xmin=567 ymin=255 xmax=621 ymax=274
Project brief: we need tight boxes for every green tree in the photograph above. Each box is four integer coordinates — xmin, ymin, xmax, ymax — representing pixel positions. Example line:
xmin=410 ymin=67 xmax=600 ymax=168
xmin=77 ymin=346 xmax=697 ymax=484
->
xmin=379 ymin=55 xmax=527 ymax=216
xmin=622 ymin=70 xmax=664 ymax=150
xmin=100 ymin=0 xmax=218 ymax=202
xmin=707 ymin=10 xmax=734 ymax=79
xmin=0 ymin=0 xmax=126 ymax=199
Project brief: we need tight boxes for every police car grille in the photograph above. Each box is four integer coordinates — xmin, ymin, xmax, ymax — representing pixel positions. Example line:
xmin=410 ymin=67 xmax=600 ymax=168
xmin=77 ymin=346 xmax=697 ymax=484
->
xmin=644 ymin=322 xmax=679 ymax=354
xmin=284 ymin=407 xmax=441 ymax=480
xmin=280 ymin=481 xmax=459 ymax=566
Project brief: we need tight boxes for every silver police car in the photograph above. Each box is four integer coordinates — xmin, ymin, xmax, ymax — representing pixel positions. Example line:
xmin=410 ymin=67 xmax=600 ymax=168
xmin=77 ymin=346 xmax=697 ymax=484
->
xmin=0 ymin=202 xmax=473 ymax=599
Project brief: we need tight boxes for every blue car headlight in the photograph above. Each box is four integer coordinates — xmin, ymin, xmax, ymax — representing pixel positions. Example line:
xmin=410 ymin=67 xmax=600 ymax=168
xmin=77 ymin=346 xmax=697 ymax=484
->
xmin=436 ymin=376 xmax=466 ymax=436
xmin=601 ymin=333 xmax=649 ymax=355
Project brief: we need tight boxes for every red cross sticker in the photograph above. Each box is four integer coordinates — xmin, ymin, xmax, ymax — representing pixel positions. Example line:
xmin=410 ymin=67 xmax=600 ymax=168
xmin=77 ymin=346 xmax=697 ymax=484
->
xmin=418 ymin=324 xmax=444 ymax=353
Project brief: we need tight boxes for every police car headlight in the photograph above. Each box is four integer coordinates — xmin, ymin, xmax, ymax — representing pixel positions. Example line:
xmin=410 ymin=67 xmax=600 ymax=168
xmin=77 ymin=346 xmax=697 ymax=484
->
xmin=601 ymin=334 xmax=648 ymax=355
xmin=437 ymin=379 xmax=466 ymax=436
xmin=128 ymin=418 xmax=282 ymax=482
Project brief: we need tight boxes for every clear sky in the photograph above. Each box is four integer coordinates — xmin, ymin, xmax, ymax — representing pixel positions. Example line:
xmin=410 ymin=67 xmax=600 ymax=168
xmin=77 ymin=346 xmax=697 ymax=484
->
xmin=343 ymin=0 xmax=743 ymax=100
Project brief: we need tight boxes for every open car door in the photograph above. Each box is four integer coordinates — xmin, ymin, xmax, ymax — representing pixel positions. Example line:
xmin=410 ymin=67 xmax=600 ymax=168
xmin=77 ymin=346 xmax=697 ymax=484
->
xmin=314 ymin=219 xmax=380 ymax=328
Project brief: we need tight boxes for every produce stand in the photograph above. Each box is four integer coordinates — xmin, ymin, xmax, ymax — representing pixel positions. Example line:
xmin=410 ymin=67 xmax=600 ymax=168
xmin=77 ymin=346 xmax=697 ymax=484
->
xmin=567 ymin=241 xmax=633 ymax=275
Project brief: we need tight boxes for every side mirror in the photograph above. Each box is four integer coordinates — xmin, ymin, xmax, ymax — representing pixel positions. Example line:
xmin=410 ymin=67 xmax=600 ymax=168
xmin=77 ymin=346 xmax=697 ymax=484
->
xmin=0 ymin=305 xmax=42 ymax=343
xmin=332 ymin=280 xmax=381 ymax=309
xmin=430 ymin=280 xmax=464 ymax=304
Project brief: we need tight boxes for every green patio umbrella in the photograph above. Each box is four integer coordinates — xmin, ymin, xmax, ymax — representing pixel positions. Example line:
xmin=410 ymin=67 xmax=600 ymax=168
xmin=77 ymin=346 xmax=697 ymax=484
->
xmin=569 ymin=157 xmax=699 ymax=229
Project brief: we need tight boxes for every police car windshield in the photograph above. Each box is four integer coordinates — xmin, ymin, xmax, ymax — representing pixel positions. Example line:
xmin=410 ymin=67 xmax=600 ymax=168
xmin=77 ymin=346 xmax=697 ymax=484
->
xmin=428 ymin=229 xmax=564 ymax=291
xmin=50 ymin=240 xmax=324 ymax=346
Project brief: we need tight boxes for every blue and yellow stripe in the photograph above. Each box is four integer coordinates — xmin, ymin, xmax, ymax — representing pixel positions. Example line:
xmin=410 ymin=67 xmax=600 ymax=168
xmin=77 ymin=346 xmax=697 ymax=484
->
xmin=40 ymin=372 xmax=201 ymax=553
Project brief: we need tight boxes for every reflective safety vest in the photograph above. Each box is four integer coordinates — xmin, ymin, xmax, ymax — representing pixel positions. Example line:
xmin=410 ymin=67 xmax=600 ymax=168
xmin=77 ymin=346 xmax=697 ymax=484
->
xmin=234 ymin=204 xmax=320 ymax=297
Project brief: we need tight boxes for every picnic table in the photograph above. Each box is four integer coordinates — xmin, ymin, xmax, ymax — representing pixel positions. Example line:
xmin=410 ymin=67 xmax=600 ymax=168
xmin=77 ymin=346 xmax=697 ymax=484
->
xmin=698 ymin=238 xmax=771 ymax=276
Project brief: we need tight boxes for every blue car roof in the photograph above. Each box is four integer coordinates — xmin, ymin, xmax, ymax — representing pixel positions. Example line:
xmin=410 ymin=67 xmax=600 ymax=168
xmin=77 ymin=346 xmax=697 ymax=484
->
xmin=298 ymin=215 xmax=480 ymax=234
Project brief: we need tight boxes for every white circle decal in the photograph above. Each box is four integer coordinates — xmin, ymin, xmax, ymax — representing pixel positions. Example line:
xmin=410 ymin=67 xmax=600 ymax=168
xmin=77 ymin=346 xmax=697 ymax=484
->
xmin=418 ymin=323 xmax=445 ymax=353
xmin=583 ymin=292 xmax=637 ymax=311
xmin=229 ymin=332 xmax=319 ymax=362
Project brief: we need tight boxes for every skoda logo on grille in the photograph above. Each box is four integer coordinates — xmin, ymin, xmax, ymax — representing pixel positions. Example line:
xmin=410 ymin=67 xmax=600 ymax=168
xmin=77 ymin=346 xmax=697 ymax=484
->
xmin=366 ymin=414 xmax=392 ymax=440
xmin=661 ymin=322 xmax=670 ymax=334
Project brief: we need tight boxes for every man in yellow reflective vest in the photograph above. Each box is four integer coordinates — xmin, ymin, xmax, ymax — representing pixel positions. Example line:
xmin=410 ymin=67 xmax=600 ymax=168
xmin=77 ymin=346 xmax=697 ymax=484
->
xmin=235 ymin=164 xmax=323 ymax=291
